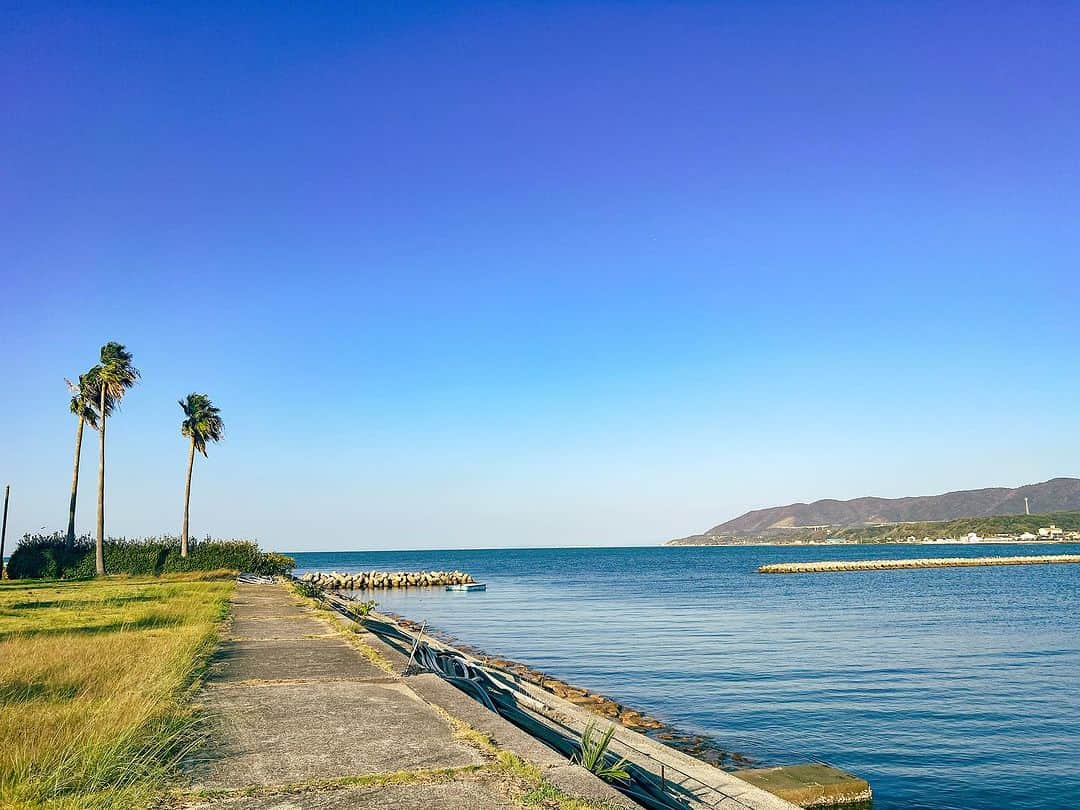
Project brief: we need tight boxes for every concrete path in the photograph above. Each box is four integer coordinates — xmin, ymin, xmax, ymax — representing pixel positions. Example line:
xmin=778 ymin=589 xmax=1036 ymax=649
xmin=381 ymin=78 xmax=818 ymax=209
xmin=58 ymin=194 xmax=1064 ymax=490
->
xmin=181 ymin=582 xmax=633 ymax=810
xmin=182 ymin=583 xmax=509 ymax=808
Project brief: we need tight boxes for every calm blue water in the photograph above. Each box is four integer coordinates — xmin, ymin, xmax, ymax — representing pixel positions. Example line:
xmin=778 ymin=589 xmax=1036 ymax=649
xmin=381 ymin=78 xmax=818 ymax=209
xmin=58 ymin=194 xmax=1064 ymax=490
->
xmin=292 ymin=545 xmax=1080 ymax=810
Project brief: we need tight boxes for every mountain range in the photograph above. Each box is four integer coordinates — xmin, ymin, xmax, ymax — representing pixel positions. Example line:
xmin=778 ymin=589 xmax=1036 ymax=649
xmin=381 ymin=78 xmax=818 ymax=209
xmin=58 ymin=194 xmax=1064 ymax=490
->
xmin=672 ymin=477 xmax=1080 ymax=543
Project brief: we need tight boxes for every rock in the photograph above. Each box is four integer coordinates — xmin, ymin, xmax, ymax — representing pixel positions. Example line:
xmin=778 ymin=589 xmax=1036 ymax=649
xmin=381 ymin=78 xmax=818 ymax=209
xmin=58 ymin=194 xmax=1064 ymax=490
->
xmin=302 ymin=569 xmax=477 ymax=590
xmin=618 ymin=709 xmax=643 ymax=726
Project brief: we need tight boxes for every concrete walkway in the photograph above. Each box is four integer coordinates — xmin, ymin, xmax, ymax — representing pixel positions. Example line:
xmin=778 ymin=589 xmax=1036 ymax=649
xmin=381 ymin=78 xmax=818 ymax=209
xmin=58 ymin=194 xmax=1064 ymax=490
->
xmin=181 ymin=582 xmax=632 ymax=809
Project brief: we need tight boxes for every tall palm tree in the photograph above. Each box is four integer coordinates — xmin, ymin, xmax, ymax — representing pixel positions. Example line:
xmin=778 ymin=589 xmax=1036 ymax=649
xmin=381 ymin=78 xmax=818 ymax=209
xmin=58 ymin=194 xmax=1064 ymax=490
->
xmin=94 ymin=343 xmax=140 ymax=575
xmin=64 ymin=371 xmax=113 ymax=549
xmin=179 ymin=393 xmax=224 ymax=557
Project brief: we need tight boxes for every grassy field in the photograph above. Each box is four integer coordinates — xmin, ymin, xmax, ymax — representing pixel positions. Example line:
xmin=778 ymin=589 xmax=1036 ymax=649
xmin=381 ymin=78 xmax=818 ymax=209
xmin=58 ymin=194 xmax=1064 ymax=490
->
xmin=0 ymin=573 xmax=235 ymax=809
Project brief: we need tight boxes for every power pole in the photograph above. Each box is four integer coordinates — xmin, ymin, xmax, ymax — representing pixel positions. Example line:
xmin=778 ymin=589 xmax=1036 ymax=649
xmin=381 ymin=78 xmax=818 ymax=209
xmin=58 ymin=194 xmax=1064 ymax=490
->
xmin=0 ymin=485 xmax=9 ymax=580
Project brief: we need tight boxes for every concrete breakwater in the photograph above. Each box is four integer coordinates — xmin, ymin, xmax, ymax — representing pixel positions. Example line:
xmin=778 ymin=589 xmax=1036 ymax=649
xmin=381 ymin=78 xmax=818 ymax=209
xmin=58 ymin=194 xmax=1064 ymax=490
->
xmin=759 ymin=554 xmax=1080 ymax=574
xmin=299 ymin=570 xmax=476 ymax=589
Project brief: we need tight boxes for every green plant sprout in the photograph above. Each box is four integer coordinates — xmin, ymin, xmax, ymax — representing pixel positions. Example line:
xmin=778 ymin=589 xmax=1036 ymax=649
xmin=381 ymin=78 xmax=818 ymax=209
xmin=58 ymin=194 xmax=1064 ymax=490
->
xmin=573 ymin=721 xmax=630 ymax=783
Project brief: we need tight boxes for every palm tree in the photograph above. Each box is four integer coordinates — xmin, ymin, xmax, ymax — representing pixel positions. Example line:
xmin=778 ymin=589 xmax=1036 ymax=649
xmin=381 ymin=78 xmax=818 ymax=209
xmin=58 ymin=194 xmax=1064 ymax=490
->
xmin=179 ymin=393 xmax=224 ymax=558
xmin=94 ymin=343 xmax=140 ymax=575
xmin=65 ymin=371 xmax=113 ymax=549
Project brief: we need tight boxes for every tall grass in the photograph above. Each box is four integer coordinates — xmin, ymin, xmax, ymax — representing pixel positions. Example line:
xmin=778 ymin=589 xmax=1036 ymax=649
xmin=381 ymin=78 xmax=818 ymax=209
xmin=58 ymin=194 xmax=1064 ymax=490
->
xmin=7 ymin=533 xmax=293 ymax=579
xmin=0 ymin=573 xmax=234 ymax=808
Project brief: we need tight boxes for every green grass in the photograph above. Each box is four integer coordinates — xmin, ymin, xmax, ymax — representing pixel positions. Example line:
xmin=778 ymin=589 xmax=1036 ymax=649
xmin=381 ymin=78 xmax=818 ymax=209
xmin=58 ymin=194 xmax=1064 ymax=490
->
xmin=497 ymin=752 xmax=617 ymax=810
xmin=0 ymin=573 xmax=235 ymax=809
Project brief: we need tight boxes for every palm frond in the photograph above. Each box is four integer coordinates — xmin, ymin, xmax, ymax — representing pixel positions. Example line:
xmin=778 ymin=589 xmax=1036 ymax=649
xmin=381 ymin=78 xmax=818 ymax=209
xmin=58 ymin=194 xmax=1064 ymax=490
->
xmin=179 ymin=393 xmax=225 ymax=456
xmin=66 ymin=370 xmax=115 ymax=429
xmin=96 ymin=342 xmax=140 ymax=403
xmin=80 ymin=368 xmax=116 ymax=421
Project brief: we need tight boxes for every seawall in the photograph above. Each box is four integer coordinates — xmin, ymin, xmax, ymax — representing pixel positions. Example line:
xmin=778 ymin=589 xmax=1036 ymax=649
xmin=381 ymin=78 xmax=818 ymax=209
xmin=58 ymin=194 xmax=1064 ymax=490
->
xmin=758 ymin=554 xmax=1080 ymax=574
xmin=314 ymin=586 xmax=870 ymax=809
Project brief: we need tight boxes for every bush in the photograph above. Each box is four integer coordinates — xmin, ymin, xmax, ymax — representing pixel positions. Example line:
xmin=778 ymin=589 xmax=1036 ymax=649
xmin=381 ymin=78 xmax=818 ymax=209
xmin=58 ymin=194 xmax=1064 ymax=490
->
xmin=292 ymin=580 xmax=323 ymax=600
xmin=348 ymin=599 xmax=377 ymax=619
xmin=6 ymin=533 xmax=294 ymax=580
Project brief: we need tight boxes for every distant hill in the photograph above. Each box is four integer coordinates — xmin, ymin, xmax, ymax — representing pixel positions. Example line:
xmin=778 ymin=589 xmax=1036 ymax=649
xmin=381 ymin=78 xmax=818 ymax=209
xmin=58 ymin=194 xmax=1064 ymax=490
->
xmin=672 ymin=478 xmax=1080 ymax=544
xmin=669 ymin=510 xmax=1080 ymax=546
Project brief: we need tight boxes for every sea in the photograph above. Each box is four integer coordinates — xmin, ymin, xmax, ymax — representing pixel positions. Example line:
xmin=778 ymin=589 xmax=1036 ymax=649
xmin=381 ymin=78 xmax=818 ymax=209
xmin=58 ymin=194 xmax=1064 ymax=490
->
xmin=291 ymin=544 xmax=1080 ymax=810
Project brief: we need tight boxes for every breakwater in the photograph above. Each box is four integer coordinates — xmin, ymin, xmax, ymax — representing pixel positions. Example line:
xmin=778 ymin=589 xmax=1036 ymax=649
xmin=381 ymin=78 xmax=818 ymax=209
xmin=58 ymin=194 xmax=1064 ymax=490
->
xmin=299 ymin=570 xmax=476 ymax=589
xmin=758 ymin=554 xmax=1080 ymax=574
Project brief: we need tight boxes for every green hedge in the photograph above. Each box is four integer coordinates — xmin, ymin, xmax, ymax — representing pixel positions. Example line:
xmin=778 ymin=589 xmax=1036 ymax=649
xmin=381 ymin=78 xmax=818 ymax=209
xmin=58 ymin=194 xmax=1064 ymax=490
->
xmin=7 ymin=533 xmax=294 ymax=580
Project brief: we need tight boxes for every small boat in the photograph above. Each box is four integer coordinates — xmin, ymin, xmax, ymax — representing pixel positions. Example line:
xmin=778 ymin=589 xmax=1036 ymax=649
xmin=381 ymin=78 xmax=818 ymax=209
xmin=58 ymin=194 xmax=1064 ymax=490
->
xmin=445 ymin=582 xmax=486 ymax=592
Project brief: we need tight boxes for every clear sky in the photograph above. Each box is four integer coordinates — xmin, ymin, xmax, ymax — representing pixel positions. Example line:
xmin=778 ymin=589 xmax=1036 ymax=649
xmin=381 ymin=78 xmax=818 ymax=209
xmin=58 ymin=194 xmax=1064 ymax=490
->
xmin=2 ymin=2 xmax=1078 ymax=552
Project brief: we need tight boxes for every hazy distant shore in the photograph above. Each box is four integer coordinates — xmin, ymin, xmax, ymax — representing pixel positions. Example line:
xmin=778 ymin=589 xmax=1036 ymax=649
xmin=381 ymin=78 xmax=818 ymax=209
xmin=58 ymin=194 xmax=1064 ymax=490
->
xmin=667 ymin=537 xmax=1078 ymax=547
xmin=667 ymin=510 xmax=1080 ymax=546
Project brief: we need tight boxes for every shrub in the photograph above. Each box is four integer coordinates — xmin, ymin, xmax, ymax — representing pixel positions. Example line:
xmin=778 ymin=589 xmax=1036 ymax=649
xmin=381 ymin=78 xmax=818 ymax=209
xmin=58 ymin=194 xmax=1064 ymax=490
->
xmin=348 ymin=599 xmax=377 ymax=619
xmin=292 ymin=580 xmax=323 ymax=600
xmin=6 ymin=534 xmax=294 ymax=580
xmin=258 ymin=551 xmax=297 ymax=577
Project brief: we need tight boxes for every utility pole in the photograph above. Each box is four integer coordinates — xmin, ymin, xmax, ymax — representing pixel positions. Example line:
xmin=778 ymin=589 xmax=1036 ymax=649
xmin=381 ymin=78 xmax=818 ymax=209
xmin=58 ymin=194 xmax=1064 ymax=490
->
xmin=0 ymin=485 xmax=9 ymax=580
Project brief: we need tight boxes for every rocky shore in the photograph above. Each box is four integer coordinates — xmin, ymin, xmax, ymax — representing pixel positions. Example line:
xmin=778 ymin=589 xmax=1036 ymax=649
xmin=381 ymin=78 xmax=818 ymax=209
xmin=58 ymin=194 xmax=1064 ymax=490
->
xmin=298 ymin=570 xmax=476 ymax=589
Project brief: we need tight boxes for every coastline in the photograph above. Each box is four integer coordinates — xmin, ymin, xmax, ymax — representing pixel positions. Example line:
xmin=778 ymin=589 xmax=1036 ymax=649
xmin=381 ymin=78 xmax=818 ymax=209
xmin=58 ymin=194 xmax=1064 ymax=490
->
xmin=351 ymin=602 xmax=870 ymax=809
xmin=665 ymin=538 xmax=1079 ymax=547
xmin=291 ymin=545 xmax=1079 ymax=810
xmin=383 ymin=610 xmax=756 ymax=771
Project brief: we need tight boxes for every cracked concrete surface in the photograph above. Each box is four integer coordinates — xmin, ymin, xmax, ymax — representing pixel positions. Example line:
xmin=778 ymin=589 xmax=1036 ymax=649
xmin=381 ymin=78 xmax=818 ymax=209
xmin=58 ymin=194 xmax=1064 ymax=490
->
xmin=182 ymin=583 xmax=509 ymax=808
xmin=182 ymin=776 xmax=514 ymax=809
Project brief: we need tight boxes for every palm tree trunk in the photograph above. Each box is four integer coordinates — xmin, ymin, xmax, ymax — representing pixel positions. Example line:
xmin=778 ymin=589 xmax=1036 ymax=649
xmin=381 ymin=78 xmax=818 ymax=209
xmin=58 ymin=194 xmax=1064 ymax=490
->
xmin=95 ymin=387 xmax=106 ymax=576
xmin=1 ymin=485 xmax=9 ymax=580
xmin=66 ymin=415 xmax=85 ymax=550
xmin=181 ymin=436 xmax=195 ymax=558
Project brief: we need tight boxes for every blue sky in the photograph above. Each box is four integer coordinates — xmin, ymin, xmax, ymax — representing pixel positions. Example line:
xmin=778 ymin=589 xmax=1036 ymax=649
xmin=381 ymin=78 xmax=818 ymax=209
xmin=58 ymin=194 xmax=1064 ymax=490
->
xmin=2 ymin=2 xmax=1078 ymax=551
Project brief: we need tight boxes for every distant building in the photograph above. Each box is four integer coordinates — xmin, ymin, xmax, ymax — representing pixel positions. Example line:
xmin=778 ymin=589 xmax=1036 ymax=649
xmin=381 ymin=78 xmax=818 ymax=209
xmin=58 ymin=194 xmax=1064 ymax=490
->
xmin=1038 ymin=525 xmax=1065 ymax=539
xmin=1019 ymin=532 xmax=1038 ymax=541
